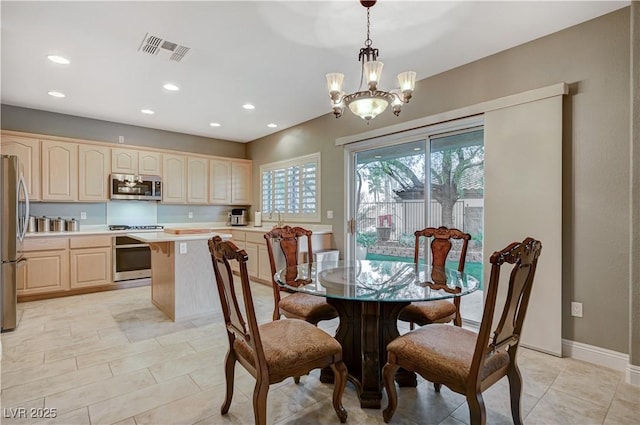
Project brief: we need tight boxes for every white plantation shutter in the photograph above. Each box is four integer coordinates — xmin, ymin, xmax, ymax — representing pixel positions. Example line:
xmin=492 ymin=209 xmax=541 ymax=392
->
xmin=260 ymin=153 xmax=321 ymax=222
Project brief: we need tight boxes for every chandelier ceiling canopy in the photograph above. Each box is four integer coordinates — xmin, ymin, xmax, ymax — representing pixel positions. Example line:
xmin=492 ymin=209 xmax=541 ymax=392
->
xmin=326 ymin=0 xmax=416 ymax=121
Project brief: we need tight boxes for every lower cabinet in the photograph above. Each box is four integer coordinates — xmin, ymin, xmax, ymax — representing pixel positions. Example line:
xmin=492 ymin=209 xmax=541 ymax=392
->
xmin=257 ymin=244 xmax=273 ymax=282
xmin=19 ymin=235 xmax=113 ymax=298
xmin=20 ymin=237 xmax=70 ymax=295
xmin=230 ymin=229 xmax=333 ymax=285
xmin=69 ymin=236 xmax=112 ymax=288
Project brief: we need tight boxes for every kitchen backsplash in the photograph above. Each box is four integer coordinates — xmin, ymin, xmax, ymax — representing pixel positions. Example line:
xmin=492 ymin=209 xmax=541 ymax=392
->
xmin=30 ymin=201 xmax=232 ymax=226
xmin=29 ymin=203 xmax=106 ymax=225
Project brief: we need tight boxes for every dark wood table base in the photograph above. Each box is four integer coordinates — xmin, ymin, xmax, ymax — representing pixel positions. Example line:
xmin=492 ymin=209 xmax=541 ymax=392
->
xmin=320 ymin=298 xmax=417 ymax=408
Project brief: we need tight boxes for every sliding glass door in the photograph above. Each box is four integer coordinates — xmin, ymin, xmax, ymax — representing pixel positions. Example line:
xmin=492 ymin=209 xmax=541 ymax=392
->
xmin=346 ymin=121 xmax=484 ymax=322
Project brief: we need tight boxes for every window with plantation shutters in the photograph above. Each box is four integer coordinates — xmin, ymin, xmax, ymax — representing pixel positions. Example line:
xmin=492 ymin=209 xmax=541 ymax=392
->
xmin=260 ymin=153 xmax=321 ymax=222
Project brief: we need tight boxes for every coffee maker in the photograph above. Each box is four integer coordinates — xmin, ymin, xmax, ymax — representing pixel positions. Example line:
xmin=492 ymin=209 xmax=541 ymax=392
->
xmin=229 ymin=208 xmax=248 ymax=226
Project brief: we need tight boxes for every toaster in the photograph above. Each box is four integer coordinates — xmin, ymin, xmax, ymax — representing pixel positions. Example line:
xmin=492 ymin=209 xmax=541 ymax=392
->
xmin=230 ymin=209 xmax=248 ymax=226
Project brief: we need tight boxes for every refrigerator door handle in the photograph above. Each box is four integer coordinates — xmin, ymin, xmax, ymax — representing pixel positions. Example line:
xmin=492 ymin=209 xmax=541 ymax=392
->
xmin=17 ymin=173 xmax=29 ymax=242
xmin=17 ymin=258 xmax=27 ymax=267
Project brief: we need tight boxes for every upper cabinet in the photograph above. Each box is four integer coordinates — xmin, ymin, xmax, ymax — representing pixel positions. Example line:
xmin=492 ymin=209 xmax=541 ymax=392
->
xmin=41 ymin=140 xmax=78 ymax=201
xmin=111 ymin=148 xmax=162 ymax=176
xmin=79 ymin=145 xmax=110 ymax=201
xmin=139 ymin=151 xmax=162 ymax=175
xmin=163 ymin=154 xmax=187 ymax=203
xmin=0 ymin=134 xmax=41 ymax=201
xmin=187 ymin=156 xmax=209 ymax=204
xmin=209 ymin=159 xmax=252 ymax=205
xmin=209 ymin=159 xmax=231 ymax=204
xmin=112 ymin=148 xmax=162 ymax=176
xmin=2 ymin=131 xmax=252 ymax=206
xmin=231 ymin=161 xmax=252 ymax=205
xmin=111 ymin=148 xmax=138 ymax=174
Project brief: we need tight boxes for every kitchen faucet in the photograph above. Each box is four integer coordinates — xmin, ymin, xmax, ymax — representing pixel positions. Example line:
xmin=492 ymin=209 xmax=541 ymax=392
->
xmin=270 ymin=210 xmax=284 ymax=227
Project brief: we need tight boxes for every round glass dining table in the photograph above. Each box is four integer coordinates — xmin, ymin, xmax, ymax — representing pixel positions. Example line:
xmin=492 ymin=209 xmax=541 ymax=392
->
xmin=275 ymin=259 xmax=479 ymax=409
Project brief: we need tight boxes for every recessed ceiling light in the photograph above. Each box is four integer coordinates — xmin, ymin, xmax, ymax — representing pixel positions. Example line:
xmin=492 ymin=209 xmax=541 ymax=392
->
xmin=141 ymin=109 xmax=155 ymax=115
xmin=267 ymin=123 xmax=277 ymax=128
xmin=242 ymin=103 xmax=255 ymax=110
xmin=48 ymin=91 xmax=65 ymax=98
xmin=163 ymin=83 xmax=179 ymax=91
xmin=47 ymin=55 xmax=70 ymax=65
xmin=209 ymin=122 xmax=221 ymax=127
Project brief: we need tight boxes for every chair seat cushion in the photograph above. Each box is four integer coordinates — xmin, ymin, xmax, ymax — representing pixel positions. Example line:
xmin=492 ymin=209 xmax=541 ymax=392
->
xmin=234 ymin=319 xmax=342 ymax=380
xmin=386 ymin=324 xmax=510 ymax=393
xmin=398 ymin=300 xmax=457 ymax=325
xmin=279 ymin=292 xmax=338 ymax=323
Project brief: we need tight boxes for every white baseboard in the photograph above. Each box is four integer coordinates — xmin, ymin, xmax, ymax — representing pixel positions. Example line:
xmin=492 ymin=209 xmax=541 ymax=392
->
xmin=627 ymin=364 xmax=640 ymax=386
xmin=562 ymin=339 xmax=639 ymax=386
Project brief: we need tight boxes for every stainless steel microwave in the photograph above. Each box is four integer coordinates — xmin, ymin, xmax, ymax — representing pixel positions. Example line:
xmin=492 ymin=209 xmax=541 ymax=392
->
xmin=110 ymin=174 xmax=162 ymax=201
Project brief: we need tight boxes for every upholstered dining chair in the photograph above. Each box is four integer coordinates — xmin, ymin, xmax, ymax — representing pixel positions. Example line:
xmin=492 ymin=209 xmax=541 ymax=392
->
xmin=398 ymin=226 xmax=471 ymax=329
xmin=208 ymin=236 xmax=348 ymax=425
xmin=382 ymin=237 xmax=542 ymax=425
xmin=264 ymin=226 xmax=338 ymax=324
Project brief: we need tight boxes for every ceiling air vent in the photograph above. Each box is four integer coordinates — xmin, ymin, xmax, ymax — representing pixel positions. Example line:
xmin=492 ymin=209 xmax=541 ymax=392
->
xmin=138 ymin=33 xmax=190 ymax=62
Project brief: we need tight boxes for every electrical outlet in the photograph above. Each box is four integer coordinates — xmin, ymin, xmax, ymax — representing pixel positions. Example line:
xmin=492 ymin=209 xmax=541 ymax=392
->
xmin=571 ymin=301 xmax=583 ymax=317
xmin=327 ymin=210 xmax=333 ymax=219
xmin=118 ymin=135 xmax=125 ymax=144
xmin=188 ymin=211 xmax=193 ymax=219
xmin=179 ymin=242 xmax=187 ymax=254
xmin=80 ymin=211 xmax=87 ymax=220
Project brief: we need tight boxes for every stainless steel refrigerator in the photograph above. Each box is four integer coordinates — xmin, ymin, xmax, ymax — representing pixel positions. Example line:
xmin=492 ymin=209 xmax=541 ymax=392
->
xmin=1 ymin=155 xmax=29 ymax=332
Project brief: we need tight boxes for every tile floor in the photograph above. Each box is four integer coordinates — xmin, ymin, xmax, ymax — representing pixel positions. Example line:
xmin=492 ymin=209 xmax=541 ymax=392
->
xmin=1 ymin=283 xmax=638 ymax=425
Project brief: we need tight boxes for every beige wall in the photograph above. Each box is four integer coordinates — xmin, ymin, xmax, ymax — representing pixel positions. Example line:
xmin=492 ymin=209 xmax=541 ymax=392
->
xmin=247 ymin=8 xmax=633 ymax=354
xmin=630 ymin=1 xmax=639 ymax=367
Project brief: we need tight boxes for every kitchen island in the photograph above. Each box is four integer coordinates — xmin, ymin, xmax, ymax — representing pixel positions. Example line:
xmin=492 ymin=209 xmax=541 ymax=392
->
xmin=128 ymin=230 xmax=232 ymax=321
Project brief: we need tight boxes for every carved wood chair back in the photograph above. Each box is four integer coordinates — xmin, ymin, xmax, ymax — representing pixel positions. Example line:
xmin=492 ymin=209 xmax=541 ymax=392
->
xmin=208 ymin=235 xmax=349 ymax=425
xmin=383 ymin=237 xmax=542 ymax=425
xmin=264 ymin=226 xmax=313 ymax=316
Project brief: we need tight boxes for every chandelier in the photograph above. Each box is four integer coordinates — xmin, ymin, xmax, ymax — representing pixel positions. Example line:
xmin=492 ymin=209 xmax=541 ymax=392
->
xmin=326 ymin=0 xmax=416 ymax=121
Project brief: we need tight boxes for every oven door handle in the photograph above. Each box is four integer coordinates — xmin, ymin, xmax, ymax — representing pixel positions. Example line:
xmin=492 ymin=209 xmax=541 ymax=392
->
xmin=115 ymin=243 xmax=149 ymax=249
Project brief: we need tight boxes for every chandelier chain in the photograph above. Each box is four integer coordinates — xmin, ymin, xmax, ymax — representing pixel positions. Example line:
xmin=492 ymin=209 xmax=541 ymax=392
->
xmin=365 ymin=7 xmax=372 ymax=47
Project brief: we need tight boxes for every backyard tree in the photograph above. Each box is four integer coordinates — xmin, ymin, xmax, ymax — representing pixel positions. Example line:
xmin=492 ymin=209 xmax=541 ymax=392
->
xmin=363 ymin=146 xmax=483 ymax=228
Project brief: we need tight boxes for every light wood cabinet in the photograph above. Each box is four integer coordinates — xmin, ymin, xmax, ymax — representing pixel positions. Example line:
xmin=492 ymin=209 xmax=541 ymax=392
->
xmin=20 ymin=237 xmax=70 ymax=295
xmin=139 ymin=151 xmax=162 ymax=175
xmin=112 ymin=148 xmax=161 ymax=175
xmin=70 ymin=247 xmax=112 ymax=288
xmin=187 ymin=156 xmax=209 ymax=204
xmin=209 ymin=159 xmax=232 ymax=204
xmin=231 ymin=161 xmax=252 ymax=205
xmin=258 ymin=244 xmax=273 ymax=282
xmin=41 ymin=140 xmax=78 ymax=201
xmin=0 ymin=134 xmax=41 ymax=201
xmin=163 ymin=154 xmax=187 ymax=203
xmin=209 ymin=159 xmax=252 ymax=205
xmin=79 ymin=145 xmax=110 ymax=201
xmin=111 ymin=148 xmax=138 ymax=174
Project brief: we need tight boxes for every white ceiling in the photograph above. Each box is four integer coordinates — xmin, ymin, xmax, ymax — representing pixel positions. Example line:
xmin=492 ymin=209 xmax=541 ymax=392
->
xmin=0 ymin=1 xmax=628 ymax=143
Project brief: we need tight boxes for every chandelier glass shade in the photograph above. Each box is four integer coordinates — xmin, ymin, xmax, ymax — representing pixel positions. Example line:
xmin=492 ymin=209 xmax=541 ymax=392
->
xmin=326 ymin=1 xmax=416 ymax=121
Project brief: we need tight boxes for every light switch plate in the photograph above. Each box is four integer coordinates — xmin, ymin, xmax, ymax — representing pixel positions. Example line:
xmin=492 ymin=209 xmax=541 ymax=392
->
xmin=571 ymin=301 xmax=583 ymax=317
xmin=179 ymin=242 xmax=187 ymax=254
xmin=327 ymin=210 xmax=333 ymax=219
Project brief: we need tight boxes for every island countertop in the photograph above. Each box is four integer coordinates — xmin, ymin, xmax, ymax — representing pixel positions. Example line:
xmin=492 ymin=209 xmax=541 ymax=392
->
xmin=127 ymin=231 xmax=232 ymax=243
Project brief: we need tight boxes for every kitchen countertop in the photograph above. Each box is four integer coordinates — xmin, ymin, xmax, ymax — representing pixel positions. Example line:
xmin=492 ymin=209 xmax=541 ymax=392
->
xmin=24 ymin=223 xmax=333 ymax=237
xmin=127 ymin=231 xmax=233 ymax=243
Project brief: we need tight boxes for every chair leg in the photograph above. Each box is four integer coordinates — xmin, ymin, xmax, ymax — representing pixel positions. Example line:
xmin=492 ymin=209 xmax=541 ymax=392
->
xmin=253 ymin=378 xmax=269 ymax=425
xmin=294 ymin=376 xmax=300 ymax=384
xmin=433 ymin=382 xmax=442 ymax=392
xmin=221 ymin=350 xmax=236 ymax=414
xmin=330 ymin=361 xmax=348 ymax=423
xmin=409 ymin=321 xmax=415 ymax=331
xmin=466 ymin=391 xmax=486 ymax=425
xmin=507 ymin=364 xmax=524 ymax=425
xmin=382 ymin=362 xmax=400 ymax=423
